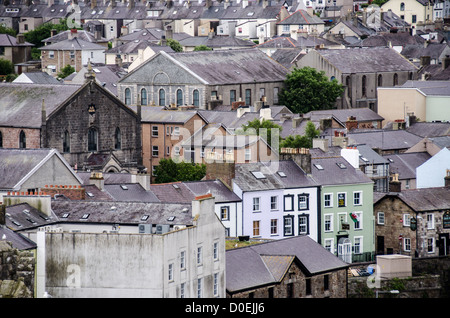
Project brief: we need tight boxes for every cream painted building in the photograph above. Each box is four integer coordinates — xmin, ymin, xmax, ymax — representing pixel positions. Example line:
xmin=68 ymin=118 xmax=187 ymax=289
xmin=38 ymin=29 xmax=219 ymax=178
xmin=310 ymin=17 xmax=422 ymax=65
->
xmin=377 ymin=81 xmax=450 ymax=126
xmin=381 ymin=0 xmax=434 ymax=28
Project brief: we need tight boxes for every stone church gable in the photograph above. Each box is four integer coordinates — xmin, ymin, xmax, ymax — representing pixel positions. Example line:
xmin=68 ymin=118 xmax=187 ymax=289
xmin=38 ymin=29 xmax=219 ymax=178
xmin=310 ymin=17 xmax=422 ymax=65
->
xmin=119 ymin=52 xmax=206 ymax=86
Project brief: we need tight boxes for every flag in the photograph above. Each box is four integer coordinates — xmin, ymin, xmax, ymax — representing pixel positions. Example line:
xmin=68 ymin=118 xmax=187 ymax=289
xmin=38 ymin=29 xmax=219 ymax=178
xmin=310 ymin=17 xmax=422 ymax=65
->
xmin=350 ymin=212 xmax=358 ymax=223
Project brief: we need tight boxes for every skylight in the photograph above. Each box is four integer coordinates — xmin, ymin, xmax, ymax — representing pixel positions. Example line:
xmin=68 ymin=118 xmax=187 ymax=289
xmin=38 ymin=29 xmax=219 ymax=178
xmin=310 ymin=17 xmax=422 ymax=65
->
xmin=141 ymin=215 xmax=149 ymax=221
xmin=337 ymin=163 xmax=347 ymax=169
xmin=251 ymin=171 xmax=266 ymax=179
xmin=168 ymin=216 xmax=176 ymax=221
xmin=62 ymin=213 xmax=70 ymax=218
xmin=81 ymin=214 xmax=90 ymax=219
xmin=277 ymin=171 xmax=287 ymax=177
xmin=120 ymin=185 xmax=128 ymax=190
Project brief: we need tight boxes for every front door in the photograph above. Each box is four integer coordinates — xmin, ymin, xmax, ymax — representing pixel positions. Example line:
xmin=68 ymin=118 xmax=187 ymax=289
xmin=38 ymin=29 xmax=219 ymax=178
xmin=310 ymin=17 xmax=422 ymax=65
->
xmin=439 ymin=233 xmax=449 ymax=256
xmin=377 ymin=236 xmax=385 ymax=255
xmin=338 ymin=237 xmax=352 ymax=263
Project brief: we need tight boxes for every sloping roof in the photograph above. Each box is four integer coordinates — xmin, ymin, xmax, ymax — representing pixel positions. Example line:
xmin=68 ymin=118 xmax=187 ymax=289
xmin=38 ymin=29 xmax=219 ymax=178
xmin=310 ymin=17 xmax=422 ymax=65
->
xmin=105 ymin=40 xmax=174 ymax=54
xmin=0 ymin=224 xmax=37 ymax=250
xmin=38 ymin=37 xmax=106 ymax=51
xmin=0 ymin=148 xmax=82 ymax=191
xmin=233 ymin=160 xmax=318 ymax=192
xmin=104 ymin=184 xmax=160 ymax=202
xmin=375 ymin=187 xmax=450 ymax=212
xmin=401 ymin=43 xmax=448 ymax=61
xmin=277 ymin=9 xmax=324 ymax=25
xmin=383 ymin=152 xmax=431 ymax=180
xmin=0 ymin=83 xmax=81 ymax=128
xmin=311 ymin=156 xmax=373 ymax=186
xmin=0 ymin=34 xmax=33 ymax=47
xmin=400 ymin=80 xmax=450 ymax=96
xmin=4 ymin=203 xmax=56 ymax=233
xmin=179 ymin=35 xmax=255 ymax=48
xmin=406 ymin=122 xmax=450 ymax=138
xmin=348 ymin=129 xmax=422 ymax=151
xmin=42 ymin=29 xmax=108 ymax=44
xmin=13 ymin=72 xmax=62 ymax=85
xmin=166 ymin=48 xmax=289 ymax=85
xmin=50 ymin=200 xmax=193 ymax=226
xmin=314 ymin=47 xmax=417 ymax=73
xmin=226 ymin=236 xmax=349 ymax=293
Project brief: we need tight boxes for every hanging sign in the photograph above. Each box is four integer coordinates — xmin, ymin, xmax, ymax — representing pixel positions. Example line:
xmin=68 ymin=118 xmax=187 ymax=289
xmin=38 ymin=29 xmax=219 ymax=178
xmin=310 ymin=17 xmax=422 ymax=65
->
xmin=410 ymin=217 xmax=417 ymax=231
xmin=443 ymin=211 xmax=450 ymax=229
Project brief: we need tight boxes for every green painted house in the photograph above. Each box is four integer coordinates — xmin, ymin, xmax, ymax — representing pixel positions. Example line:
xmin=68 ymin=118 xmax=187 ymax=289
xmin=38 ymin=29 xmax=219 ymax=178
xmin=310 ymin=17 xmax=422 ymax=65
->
xmin=311 ymin=148 xmax=375 ymax=263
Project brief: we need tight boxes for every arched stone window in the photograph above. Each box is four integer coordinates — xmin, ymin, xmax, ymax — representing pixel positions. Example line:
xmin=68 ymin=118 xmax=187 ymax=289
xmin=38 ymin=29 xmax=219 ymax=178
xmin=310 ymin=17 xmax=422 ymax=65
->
xmin=393 ymin=73 xmax=398 ymax=86
xmin=362 ymin=75 xmax=367 ymax=97
xmin=193 ymin=89 xmax=199 ymax=107
xmin=124 ymin=88 xmax=131 ymax=105
xmin=141 ymin=88 xmax=147 ymax=105
xmin=159 ymin=88 xmax=166 ymax=106
xmin=378 ymin=74 xmax=383 ymax=87
xmin=63 ymin=130 xmax=70 ymax=153
xmin=400 ymin=2 xmax=405 ymax=11
xmin=88 ymin=127 xmax=98 ymax=152
xmin=115 ymin=127 xmax=121 ymax=150
xmin=176 ymin=89 xmax=183 ymax=106
xmin=19 ymin=130 xmax=26 ymax=149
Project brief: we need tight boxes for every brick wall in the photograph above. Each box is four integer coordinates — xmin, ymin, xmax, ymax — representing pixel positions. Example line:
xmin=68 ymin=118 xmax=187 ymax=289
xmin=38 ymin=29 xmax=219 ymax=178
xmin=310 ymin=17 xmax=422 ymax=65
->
xmin=41 ymin=185 xmax=86 ymax=200
xmin=0 ymin=127 xmax=41 ymax=149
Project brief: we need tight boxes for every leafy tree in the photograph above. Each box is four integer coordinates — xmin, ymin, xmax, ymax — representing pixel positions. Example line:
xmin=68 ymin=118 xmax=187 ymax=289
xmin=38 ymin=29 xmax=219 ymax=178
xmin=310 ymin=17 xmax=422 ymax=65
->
xmin=24 ymin=19 xmax=71 ymax=47
xmin=57 ymin=64 xmax=75 ymax=79
xmin=280 ymin=121 xmax=320 ymax=149
xmin=166 ymin=38 xmax=183 ymax=52
xmin=0 ymin=25 xmax=16 ymax=36
xmin=154 ymin=158 xmax=206 ymax=184
xmin=0 ymin=58 xmax=14 ymax=75
xmin=193 ymin=45 xmax=212 ymax=51
xmin=278 ymin=67 xmax=344 ymax=114
xmin=236 ymin=118 xmax=282 ymax=150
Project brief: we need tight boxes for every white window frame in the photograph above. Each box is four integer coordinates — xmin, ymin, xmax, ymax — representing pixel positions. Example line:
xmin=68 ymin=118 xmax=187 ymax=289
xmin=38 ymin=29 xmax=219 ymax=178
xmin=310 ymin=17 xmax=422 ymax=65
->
xmin=404 ymin=238 xmax=411 ymax=252
xmin=270 ymin=196 xmax=278 ymax=210
xmin=324 ymin=193 xmax=333 ymax=208
xmin=213 ymin=273 xmax=219 ymax=297
xmin=403 ymin=213 xmax=411 ymax=227
xmin=252 ymin=197 xmax=261 ymax=212
xmin=354 ymin=236 xmax=363 ymax=254
xmin=197 ymin=278 xmax=202 ymax=298
xmin=377 ymin=212 xmax=385 ymax=225
xmin=152 ymin=145 xmax=159 ymax=157
xmin=245 ymin=148 xmax=251 ymax=161
xmin=197 ymin=246 xmax=203 ymax=265
xmin=270 ymin=218 xmax=278 ymax=235
xmin=324 ymin=214 xmax=333 ymax=232
xmin=48 ymin=50 xmax=54 ymax=58
xmin=353 ymin=191 xmax=362 ymax=206
xmin=427 ymin=214 xmax=435 ymax=230
xmin=354 ymin=211 xmax=363 ymax=230
xmin=152 ymin=125 xmax=158 ymax=137
xmin=168 ymin=263 xmax=174 ymax=281
xmin=180 ymin=250 xmax=186 ymax=270
xmin=213 ymin=242 xmax=219 ymax=261
xmin=427 ymin=237 xmax=435 ymax=253
xmin=324 ymin=238 xmax=334 ymax=254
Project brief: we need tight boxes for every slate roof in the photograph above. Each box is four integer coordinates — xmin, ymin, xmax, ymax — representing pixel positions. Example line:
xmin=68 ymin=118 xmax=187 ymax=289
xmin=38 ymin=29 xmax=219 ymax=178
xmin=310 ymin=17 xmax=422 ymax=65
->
xmin=311 ymin=156 xmax=373 ymax=186
xmin=375 ymin=187 xmax=450 ymax=212
xmin=270 ymin=47 xmax=305 ymax=69
xmin=165 ymin=48 xmax=289 ymax=85
xmin=401 ymin=43 xmax=449 ymax=61
xmin=179 ymin=35 xmax=255 ymax=49
xmin=103 ymin=184 xmax=160 ymax=202
xmin=383 ymin=152 xmax=431 ymax=180
xmin=13 ymin=72 xmax=62 ymax=85
xmin=42 ymin=29 xmax=108 ymax=44
xmin=313 ymin=47 xmax=417 ymax=73
xmin=0 ymin=148 xmax=82 ymax=191
xmin=406 ymin=122 xmax=450 ymax=138
xmin=277 ymin=9 xmax=324 ymax=25
xmin=0 ymin=34 xmax=33 ymax=47
xmin=118 ymin=28 xmax=192 ymax=43
xmin=400 ymin=80 xmax=450 ymax=96
xmin=233 ymin=160 xmax=318 ymax=192
xmin=305 ymin=108 xmax=384 ymax=126
xmin=0 ymin=225 xmax=37 ymax=250
xmin=50 ymin=200 xmax=193 ymax=226
xmin=0 ymin=82 xmax=81 ymax=128
xmin=226 ymin=235 xmax=349 ymax=293
xmin=38 ymin=37 xmax=106 ymax=51
xmin=419 ymin=64 xmax=450 ymax=81
xmin=105 ymin=40 xmax=174 ymax=54
xmin=357 ymin=32 xmax=425 ymax=48
xmin=347 ymin=129 xmax=422 ymax=152
xmin=4 ymin=203 xmax=56 ymax=232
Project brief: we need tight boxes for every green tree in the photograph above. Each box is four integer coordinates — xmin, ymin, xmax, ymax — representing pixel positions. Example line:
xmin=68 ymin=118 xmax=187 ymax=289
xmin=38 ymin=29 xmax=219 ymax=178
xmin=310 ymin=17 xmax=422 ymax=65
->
xmin=193 ymin=45 xmax=212 ymax=51
xmin=166 ymin=38 xmax=183 ymax=52
xmin=280 ymin=121 xmax=320 ymax=149
xmin=0 ymin=58 xmax=14 ymax=75
xmin=154 ymin=158 xmax=206 ymax=184
xmin=236 ymin=118 xmax=282 ymax=150
xmin=278 ymin=67 xmax=344 ymax=114
xmin=57 ymin=64 xmax=75 ymax=79
xmin=0 ymin=25 xmax=17 ymax=36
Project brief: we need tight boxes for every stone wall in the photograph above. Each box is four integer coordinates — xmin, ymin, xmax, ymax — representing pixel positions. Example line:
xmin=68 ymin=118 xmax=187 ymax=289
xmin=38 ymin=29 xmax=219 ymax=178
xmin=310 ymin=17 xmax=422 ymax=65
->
xmin=0 ymin=241 xmax=35 ymax=298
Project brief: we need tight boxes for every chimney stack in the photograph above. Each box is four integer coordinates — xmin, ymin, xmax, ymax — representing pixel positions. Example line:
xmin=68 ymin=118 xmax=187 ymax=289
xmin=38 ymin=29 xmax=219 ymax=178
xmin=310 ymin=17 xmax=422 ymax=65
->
xmin=389 ymin=173 xmax=401 ymax=192
xmin=68 ymin=28 xmax=78 ymax=40
xmin=279 ymin=148 xmax=311 ymax=174
xmin=89 ymin=171 xmax=105 ymax=190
